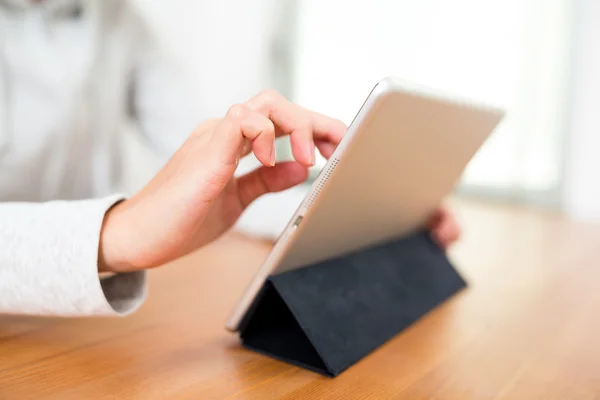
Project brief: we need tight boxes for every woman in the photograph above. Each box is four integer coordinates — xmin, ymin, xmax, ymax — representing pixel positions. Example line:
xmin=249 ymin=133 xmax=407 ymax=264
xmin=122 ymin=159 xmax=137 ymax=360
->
xmin=0 ymin=0 xmax=460 ymax=317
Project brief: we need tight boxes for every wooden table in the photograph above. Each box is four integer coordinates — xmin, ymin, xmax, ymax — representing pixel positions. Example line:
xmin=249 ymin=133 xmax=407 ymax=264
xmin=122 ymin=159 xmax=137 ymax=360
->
xmin=2 ymin=199 xmax=600 ymax=399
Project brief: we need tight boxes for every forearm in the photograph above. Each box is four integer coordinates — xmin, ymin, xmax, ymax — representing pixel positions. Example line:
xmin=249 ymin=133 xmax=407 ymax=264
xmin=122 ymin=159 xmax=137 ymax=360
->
xmin=0 ymin=195 xmax=146 ymax=316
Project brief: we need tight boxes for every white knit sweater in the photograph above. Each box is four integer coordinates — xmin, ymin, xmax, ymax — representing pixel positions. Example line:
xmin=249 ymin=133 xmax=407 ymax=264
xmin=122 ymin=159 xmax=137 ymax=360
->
xmin=0 ymin=194 xmax=148 ymax=316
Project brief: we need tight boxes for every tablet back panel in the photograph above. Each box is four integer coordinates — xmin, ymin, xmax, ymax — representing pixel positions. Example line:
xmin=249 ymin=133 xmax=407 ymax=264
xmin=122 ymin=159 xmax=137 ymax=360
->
xmin=276 ymin=79 xmax=503 ymax=272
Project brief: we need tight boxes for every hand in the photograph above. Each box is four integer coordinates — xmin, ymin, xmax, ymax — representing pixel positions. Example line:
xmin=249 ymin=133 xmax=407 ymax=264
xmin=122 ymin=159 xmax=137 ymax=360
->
xmin=98 ymin=89 xmax=461 ymax=273
xmin=428 ymin=205 xmax=461 ymax=249
xmin=99 ymin=90 xmax=347 ymax=273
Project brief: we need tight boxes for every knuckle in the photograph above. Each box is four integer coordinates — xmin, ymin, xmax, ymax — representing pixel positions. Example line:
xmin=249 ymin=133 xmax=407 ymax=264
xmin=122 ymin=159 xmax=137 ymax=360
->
xmin=335 ymin=118 xmax=348 ymax=130
xmin=241 ymin=139 xmax=252 ymax=154
xmin=190 ymin=118 xmax=220 ymax=138
xmin=258 ymin=88 xmax=281 ymax=105
xmin=226 ymin=104 xmax=247 ymax=120
xmin=301 ymin=119 xmax=312 ymax=133
xmin=265 ymin=119 xmax=276 ymax=135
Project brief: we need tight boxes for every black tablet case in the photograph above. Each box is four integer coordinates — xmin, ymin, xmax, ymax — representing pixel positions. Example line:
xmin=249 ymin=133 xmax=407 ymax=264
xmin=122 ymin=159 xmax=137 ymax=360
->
xmin=239 ymin=231 xmax=466 ymax=377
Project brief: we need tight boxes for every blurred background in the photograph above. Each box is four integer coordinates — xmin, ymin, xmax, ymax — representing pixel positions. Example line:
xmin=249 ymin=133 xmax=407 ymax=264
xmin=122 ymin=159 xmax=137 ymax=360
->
xmin=127 ymin=0 xmax=599 ymax=237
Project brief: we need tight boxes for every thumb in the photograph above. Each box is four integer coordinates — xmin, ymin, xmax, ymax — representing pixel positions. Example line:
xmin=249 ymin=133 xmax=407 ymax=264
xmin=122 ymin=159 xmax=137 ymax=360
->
xmin=236 ymin=162 xmax=309 ymax=209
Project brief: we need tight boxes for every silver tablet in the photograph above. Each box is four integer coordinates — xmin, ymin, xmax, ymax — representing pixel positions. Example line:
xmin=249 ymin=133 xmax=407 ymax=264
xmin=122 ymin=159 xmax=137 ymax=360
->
xmin=226 ymin=77 xmax=504 ymax=331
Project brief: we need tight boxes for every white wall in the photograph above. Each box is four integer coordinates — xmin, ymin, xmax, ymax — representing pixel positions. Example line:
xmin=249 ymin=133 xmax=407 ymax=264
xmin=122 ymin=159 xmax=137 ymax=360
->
xmin=563 ymin=0 xmax=600 ymax=221
xmin=292 ymin=0 xmax=571 ymax=195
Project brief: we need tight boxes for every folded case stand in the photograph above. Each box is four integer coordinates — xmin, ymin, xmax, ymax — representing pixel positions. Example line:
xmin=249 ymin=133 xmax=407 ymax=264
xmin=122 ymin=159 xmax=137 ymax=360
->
xmin=239 ymin=231 xmax=466 ymax=377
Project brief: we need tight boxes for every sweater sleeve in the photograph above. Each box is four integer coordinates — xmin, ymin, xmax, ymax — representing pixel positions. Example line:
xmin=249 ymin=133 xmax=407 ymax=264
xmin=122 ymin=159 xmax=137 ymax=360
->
xmin=0 ymin=195 xmax=147 ymax=316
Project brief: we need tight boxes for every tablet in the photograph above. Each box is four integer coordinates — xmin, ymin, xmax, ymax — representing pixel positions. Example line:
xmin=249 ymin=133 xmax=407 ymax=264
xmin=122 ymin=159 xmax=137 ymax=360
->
xmin=226 ymin=77 xmax=504 ymax=331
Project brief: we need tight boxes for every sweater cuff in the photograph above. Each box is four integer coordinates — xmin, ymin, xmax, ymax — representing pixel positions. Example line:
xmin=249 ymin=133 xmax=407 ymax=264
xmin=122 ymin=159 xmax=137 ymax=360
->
xmin=97 ymin=196 xmax=148 ymax=316
xmin=0 ymin=194 xmax=147 ymax=316
xmin=88 ymin=194 xmax=148 ymax=316
xmin=100 ymin=270 xmax=147 ymax=316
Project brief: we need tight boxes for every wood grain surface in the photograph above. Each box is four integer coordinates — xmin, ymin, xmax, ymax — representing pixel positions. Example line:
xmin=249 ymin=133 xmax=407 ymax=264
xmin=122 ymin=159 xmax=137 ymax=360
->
xmin=1 ymin=199 xmax=600 ymax=399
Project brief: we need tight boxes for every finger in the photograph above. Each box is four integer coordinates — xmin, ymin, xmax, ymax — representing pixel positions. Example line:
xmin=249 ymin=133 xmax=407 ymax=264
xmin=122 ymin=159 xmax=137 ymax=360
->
xmin=441 ymin=209 xmax=461 ymax=241
xmin=290 ymin=110 xmax=346 ymax=162
xmin=429 ymin=208 xmax=447 ymax=244
xmin=306 ymin=109 xmax=347 ymax=147
xmin=208 ymin=104 xmax=276 ymax=168
xmin=315 ymin=139 xmax=337 ymax=159
xmin=236 ymin=162 xmax=309 ymax=209
xmin=428 ymin=207 xmax=443 ymax=229
xmin=444 ymin=214 xmax=461 ymax=243
xmin=244 ymin=112 xmax=276 ymax=166
xmin=290 ymin=125 xmax=316 ymax=167
xmin=248 ymin=91 xmax=348 ymax=142
xmin=432 ymin=208 xmax=461 ymax=247
xmin=246 ymin=90 xmax=347 ymax=166
xmin=432 ymin=228 xmax=451 ymax=249
xmin=246 ymin=90 xmax=314 ymax=166
xmin=305 ymin=112 xmax=346 ymax=159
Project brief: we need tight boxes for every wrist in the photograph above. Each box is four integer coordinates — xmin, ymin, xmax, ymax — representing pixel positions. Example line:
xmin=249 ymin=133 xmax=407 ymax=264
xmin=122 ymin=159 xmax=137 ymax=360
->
xmin=99 ymin=200 xmax=134 ymax=273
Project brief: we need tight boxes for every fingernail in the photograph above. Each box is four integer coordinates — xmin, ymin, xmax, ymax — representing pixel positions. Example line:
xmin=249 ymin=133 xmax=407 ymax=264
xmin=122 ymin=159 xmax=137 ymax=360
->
xmin=309 ymin=141 xmax=316 ymax=166
xmin=270 ymin=146 xmax=276 ymax=166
